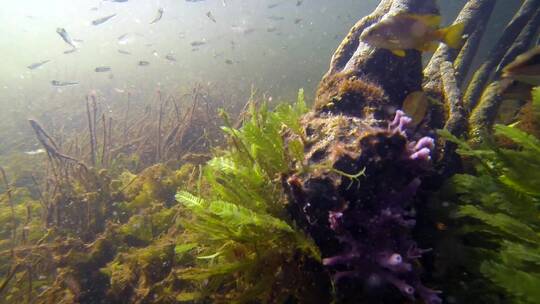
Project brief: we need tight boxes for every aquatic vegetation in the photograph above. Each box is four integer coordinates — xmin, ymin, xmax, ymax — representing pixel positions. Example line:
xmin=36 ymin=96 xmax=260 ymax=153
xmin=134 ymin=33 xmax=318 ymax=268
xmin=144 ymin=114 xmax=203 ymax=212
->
xmin=172 ymin=90 xmax=329 ymax=303
xmin=439 ymin=87 xmax=540 ymax=303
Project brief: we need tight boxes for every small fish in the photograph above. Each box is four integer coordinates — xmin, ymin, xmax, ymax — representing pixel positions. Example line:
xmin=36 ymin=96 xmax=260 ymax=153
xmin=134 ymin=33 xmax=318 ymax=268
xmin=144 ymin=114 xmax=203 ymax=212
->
xmin=138 ymin=60 xmax=150 ymax=66
xmin=502 ymin=46 xmax=540 ymax=86
xmin=230 ymin=25 xmax=255 ymax=35
xmin=402 ymin=91 xmax=428 ymax=127
xmin=268 ymin=3 xmax=280 ymax=9
xmin=117 ymin=33 xmax=129 ymax=41
xmin=266 ymin=26 xmax=277 ymax=32
xmin=56 ymin=28 xmax=77 ymax=49
xmin=191 ymin=40 xmax=206 ymax=46
xmin=221 ymin=0 xmax=227 ymax=6
xmin=206 ymin=11 xmax=216 ymax=23
xmin=225 ymin=59 xmax=233 ymax=65
xmin=24 ymin=148 xmax=45 ymax=155
xmin=92 ymin=14 xmax=116 ymax=26
xmin=27 ymin=60 xmax=50 ymax=70
xmin=268 ymin=15 xmax=284 ymax=21
xmin=191 ymin=48 xmax=200 ymax=52
xmin=165 ymin=54 xmax=177 ymax=61
xmin=118 ymin=49 xmax=131 ymax=55
xmin=64 ymin=49 xmax=78 ymax=54
xmin=499 ymin=79 xmax=533 ymax=101
xmin=150 ymin=8 xmax=164 ymax=24
xmin=95 ymin=66 xmax=111 ymax=72
xmin=296 ymin=0 xmax=303 ymax=6
xmin=294 ymin=18 xmax=303 ymax=24
xmin=360 ymin=13 xmax=465 ymax=57
xmin=114 ymin=88 xmax=125 ymax=93
xmin=51 ymin=80 xmax=78 ymax=86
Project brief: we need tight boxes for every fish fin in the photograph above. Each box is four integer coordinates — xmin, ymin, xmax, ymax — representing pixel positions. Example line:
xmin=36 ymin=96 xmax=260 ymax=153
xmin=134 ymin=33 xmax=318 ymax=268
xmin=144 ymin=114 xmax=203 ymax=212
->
xmin=407 ymin=14 xmax=441 ymax=27
xmin=438 ymin=22 xmax=465 ymax=49
xmin=419 ymin=42 xmax=439 ymax=52
xmin=391 ymin=49 xmax=406 ymax=57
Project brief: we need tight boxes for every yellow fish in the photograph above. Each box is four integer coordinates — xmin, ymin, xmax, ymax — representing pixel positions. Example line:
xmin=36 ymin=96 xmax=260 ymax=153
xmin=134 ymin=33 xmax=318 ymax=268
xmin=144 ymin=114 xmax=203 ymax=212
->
xmin=360 ymin=13 xmax=465 ymax=57
xmin=402 ymin=91 xmax=428 ymax=127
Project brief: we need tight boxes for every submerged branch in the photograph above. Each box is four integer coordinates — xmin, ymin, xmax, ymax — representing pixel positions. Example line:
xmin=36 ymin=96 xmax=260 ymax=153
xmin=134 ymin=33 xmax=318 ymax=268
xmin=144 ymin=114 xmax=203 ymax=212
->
xmin=424 ymin=0 xmax=497 ymax=91
xmin=466 ymin=6 xmax=540 ymax=141
xmin=468 ymin=81 xmax=502 ymax=142
xmin=29 ymin=120 xmax=86 ymax=169
xmin=463 ymin=0 xmax=540 ymax=112
xmin=86 ymin=96 xmax=96 ymax=166
xmin=495 ymin=7 xmax=540 ymax=75
xmin=441 ymin=61 xmax=467 ymax=137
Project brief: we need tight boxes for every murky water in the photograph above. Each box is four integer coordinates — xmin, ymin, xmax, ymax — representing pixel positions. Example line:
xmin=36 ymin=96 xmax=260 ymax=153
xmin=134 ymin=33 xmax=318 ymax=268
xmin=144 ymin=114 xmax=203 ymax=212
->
xmin=0 ymin=1 xmax=536 ymax=303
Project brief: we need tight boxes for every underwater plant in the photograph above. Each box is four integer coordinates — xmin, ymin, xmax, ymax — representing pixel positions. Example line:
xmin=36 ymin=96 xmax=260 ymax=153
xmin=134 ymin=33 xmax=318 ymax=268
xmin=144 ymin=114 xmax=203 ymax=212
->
xmin=439 ymin=87 xmax=540 ymax=303
xmin=173 ymin=90 xmax=331 ymax=303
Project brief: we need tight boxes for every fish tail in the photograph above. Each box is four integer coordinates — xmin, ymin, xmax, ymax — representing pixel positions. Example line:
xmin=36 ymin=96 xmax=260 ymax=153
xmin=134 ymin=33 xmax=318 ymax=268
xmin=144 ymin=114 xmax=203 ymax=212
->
xmin=438 ymin=22 xmax=465 ymax=49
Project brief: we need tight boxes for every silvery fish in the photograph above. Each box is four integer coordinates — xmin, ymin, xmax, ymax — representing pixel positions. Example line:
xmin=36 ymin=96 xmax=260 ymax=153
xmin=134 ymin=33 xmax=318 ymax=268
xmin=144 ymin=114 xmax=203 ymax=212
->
xmin=206 ymin=11 xmax=216 ymax=23
xmin=118 ymin=49 xmax=131 ymax=55
xmin=92 ymin=14 xmax=116 ymax=26
xmin=27 ymin=60 xmax=50 ymax=70
xmin=56 ymin=28 xmax=77 ymax=49
xmin=165 ymin=54 xmax=177 ymax=62
xmin=138 ymin=61 xmax=150 ymax=66
xmin=191 ymin=40 xmax=206 ymax=46
xmin=24 ymin=149 xmax=46 ymax=155
xmin=267 ymin=16 xmax=284 ymax=21
xmin=95 ymin=66 xmax=112 ymax=72
xmin=51 ymin=80 xmax=78 ymax=86
xmin=64 ymin=49 xmax=78 ymax=54
xmin=150 ymin=8 xmax=164 ymax=24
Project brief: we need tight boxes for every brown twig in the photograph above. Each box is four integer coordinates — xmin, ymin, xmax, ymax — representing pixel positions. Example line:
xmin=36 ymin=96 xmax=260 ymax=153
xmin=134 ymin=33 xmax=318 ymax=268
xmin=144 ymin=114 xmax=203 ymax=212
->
xmin=86 ymin=96 xmax=96 ymax=166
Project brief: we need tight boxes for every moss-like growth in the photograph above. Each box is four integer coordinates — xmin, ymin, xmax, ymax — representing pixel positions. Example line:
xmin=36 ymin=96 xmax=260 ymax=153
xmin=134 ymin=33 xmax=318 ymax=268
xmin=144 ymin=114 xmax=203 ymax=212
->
xmin=315 ymin=72 xmax=389 ymax=120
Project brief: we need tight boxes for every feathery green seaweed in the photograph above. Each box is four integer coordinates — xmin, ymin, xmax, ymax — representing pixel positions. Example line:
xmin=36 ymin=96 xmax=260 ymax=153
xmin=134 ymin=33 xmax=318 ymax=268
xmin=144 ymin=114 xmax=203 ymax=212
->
xmin=439 ymin=87 xmax=540 ymax=304
xmin=174 ymin=90 xmax=325 ymax=303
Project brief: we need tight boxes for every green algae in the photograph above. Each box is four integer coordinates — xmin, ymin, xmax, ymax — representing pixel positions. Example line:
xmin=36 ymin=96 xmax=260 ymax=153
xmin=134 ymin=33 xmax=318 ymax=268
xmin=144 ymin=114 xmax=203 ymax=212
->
xmin=438 ymin=86 xmax=540 ymax=304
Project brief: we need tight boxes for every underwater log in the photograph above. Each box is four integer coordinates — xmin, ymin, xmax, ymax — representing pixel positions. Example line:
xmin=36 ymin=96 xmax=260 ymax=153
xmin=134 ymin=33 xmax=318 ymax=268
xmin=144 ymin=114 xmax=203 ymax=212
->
xmin=317 ymin=0 xmax=438 ymax=109
xmin=284 ymin=0 xmax=443 ymax=302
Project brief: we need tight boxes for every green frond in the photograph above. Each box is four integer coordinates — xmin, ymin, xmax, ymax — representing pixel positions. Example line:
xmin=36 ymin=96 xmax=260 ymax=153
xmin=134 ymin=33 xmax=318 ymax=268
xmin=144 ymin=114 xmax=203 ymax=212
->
xmin=444 ymin=86 xmax=540 ymax=303
xmin=458 ymin=205 xmax=539 ymax=244
xmin=480 ymin=261 xmax=540 ymax=304
xmin=173 ymin=94 xmax=320 ymax=302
